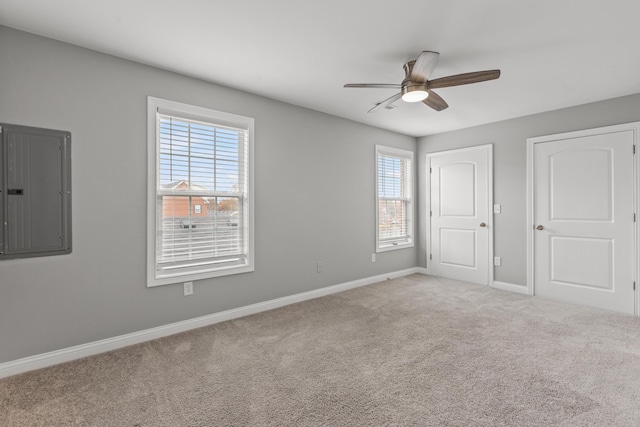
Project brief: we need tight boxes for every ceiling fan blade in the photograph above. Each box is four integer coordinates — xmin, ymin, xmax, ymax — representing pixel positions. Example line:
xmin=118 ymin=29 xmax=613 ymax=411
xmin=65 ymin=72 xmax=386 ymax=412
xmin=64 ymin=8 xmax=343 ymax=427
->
xmin=344 ymin=83 xmax=402 ymax=89
xmin=368 ymin=92 xmax=402 ymax=113
xmin=428 ymin=70 xmax=500 ymax=89
xmin=410 ymin=51 xmax=440 ymax=83
xmin=423 ymin=90 xmax=448 ymax=111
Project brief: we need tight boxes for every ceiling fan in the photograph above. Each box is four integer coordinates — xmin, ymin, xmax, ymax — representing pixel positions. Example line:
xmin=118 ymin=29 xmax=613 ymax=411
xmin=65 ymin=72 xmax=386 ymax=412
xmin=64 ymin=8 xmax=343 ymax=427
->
xmin=344 ymin=51 xmax=500 ymax=113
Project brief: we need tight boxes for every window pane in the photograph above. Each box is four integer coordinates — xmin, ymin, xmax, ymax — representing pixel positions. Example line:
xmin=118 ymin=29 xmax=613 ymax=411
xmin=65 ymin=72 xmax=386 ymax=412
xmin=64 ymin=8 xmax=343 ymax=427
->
xmin=158 ymin=117 xmax=241 ymax=192
xmin=378 ymin=154 xmax=407 ymax=199
xmin=157 ymin=195 xmax=243 ymax=264
xmin=378 ymin=199 xmax=408 ymax=240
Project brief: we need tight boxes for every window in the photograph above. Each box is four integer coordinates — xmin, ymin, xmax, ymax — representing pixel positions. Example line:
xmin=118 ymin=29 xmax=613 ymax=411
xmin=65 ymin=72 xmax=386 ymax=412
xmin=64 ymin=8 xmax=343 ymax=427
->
xmin=375 ymin=145 xmax=413 ymax=252
xmin=147 ymin=97 xmax=254 ymax=286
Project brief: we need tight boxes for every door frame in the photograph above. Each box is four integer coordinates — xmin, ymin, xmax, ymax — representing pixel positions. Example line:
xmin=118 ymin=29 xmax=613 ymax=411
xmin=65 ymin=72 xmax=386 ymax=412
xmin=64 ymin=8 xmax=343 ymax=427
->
xmin=426 ymin=144 xmax=494 ymax=286
xmin=526 ymin=122 xmax=639 ymax=313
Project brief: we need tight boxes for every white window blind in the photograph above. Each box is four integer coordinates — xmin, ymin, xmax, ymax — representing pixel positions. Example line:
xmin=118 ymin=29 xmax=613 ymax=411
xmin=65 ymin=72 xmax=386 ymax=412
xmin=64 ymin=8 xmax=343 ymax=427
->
xmin=376 ymin=145 xmax=414 ymax=251
xmin=147 ymin=98 xmax=254 ymax=286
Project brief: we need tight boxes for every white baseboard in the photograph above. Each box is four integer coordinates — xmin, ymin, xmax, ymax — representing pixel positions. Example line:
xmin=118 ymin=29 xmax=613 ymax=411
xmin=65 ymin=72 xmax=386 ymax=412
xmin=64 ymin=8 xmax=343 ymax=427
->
xmin=492 ymin=280 xmax=530 ymax=295
xmin=0 ymin=267 xmax=421 ymax=379
xmin=414 ymin=267 xmax=428 ymax=275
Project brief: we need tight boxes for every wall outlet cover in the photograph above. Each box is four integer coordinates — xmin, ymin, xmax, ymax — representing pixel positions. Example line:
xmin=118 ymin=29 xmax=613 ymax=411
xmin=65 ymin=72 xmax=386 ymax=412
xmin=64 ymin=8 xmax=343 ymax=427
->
xmin=184 ymin=281 xmax=194 ymax=296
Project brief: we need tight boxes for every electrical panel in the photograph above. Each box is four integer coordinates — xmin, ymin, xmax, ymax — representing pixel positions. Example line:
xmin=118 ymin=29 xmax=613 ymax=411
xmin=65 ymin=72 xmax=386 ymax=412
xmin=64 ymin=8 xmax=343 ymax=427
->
xmin=0 ymin=123 xmax=72 ymax=259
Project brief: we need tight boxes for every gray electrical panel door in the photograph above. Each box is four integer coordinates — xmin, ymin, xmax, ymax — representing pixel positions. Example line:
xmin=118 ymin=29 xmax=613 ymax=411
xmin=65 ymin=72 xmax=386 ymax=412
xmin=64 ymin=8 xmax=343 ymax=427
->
xmin=1 ymin=124 xmax=72 ymax=259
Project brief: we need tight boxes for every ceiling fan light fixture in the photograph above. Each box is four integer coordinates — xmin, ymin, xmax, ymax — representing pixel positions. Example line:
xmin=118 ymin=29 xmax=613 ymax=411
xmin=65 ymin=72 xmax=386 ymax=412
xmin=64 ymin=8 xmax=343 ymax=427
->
xmin=401 ymin=85 xmax=429 ymax=102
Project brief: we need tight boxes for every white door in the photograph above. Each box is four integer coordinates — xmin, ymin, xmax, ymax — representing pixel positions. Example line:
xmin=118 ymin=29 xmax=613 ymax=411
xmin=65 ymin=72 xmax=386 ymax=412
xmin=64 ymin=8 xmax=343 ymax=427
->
xmin=428 ymin=145 xmax=492 ymax=285
xmin=533 ymin=129 xmax=635 ymax=314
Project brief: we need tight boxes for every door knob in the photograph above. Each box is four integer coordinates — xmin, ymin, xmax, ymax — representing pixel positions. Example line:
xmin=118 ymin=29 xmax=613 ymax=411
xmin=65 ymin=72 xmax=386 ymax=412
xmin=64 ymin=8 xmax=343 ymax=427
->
xmin=479 ymin=222 xmax=486 ymax=227
xmin=536 ymin=225 xmax=544 ymax=230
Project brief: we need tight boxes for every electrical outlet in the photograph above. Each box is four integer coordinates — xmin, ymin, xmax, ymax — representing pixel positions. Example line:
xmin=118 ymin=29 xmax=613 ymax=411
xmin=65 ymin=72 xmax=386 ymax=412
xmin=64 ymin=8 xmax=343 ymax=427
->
xmin=494 ymin=204 xmax=501 ymax=214
xmin=184 ymin=281 xmax=193 ymax=296
xmin=371 ymin=253 xmax=376 ymax=263
xmin=317 ymin=261 xmax=324 ymax=273
xmin=494 ymin=257 xmax=502 ymax=266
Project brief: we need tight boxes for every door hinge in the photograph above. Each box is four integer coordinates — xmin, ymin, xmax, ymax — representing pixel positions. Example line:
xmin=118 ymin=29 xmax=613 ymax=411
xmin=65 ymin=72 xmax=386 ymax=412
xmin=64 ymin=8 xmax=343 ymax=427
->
xmin=634 ymin=213 xmax=637 ymax=222
xmin=429 ymin=254 xmax=432 ymax=260
xmin=634 ymin=281 xmax=636 ymax=291
xmin=430 ymin=210 xmax=432 ymax=217
xmin=430 ymin=167 xmax=432 ymax=173
xmin=634 ymin=145 xmax=636 ymax=155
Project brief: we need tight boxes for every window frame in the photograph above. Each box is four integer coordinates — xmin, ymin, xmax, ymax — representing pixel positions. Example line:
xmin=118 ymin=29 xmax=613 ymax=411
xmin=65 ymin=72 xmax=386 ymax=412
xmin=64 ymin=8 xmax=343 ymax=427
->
xmin=147 ymin=97 xmax=254 ymax=287
xmin=375 ymin=145 xmax=414 ymax=253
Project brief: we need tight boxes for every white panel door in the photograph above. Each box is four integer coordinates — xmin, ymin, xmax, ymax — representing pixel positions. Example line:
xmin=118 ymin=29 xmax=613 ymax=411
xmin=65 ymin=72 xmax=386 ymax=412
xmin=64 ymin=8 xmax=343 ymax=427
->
xmin=429 ymin=145 xmax=491 ymax=285
xmin=534 ymin=130 xmax=635 ymax=314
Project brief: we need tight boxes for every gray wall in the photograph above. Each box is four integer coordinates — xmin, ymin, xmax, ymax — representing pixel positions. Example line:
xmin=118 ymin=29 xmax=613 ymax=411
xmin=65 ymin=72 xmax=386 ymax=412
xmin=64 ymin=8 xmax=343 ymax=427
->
xmin=0 ymin=26 xmax=416 ymax=364
xmin=417 ymin=93 xmax=640 ymax=286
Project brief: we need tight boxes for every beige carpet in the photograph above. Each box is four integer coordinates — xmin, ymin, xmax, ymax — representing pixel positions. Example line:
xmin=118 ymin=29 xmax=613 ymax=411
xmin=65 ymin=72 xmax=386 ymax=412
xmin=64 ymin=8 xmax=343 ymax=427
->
xmin=3 ymin=274 xmax=640 ymax=426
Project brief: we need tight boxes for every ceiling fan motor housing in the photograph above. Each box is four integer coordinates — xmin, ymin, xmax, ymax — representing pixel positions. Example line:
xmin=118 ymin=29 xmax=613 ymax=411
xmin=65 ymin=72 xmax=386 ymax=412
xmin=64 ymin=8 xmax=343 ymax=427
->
xmin=403 ymin=60 xmax=417 ymax=80
xmin=401 ymin=60 xmax=429 ymax=102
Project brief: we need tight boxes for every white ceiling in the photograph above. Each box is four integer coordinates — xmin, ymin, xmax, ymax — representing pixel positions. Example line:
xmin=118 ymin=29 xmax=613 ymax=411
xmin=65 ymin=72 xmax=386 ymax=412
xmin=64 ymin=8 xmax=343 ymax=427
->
xmin=2 ymin=0 xmax=640 ymax=137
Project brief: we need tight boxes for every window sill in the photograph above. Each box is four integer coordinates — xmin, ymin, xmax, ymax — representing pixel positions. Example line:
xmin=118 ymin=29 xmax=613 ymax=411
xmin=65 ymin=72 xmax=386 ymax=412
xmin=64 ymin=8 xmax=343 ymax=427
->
xmin=147 ymin=263 xmax=254 ymax=287
xmin=376 ymin=241 xmax=414 ymax=253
